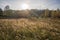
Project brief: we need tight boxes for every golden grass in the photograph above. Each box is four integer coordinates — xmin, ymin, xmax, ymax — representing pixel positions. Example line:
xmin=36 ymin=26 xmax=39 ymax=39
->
xmin=0 ymin=18 xmax=60 ymax=40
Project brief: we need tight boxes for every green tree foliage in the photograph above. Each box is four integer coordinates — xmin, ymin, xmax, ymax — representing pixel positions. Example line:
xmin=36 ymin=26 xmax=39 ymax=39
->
xmin=0 ymin=6 xmax=60 ymax=18
xmin=0 ymin=8 xmax=3 ymax=16
xmin=51 ymin=9 xmax=60 ymax=18
xmin=51 ymin=10 xmax=56 ymax=18
xmin=44 ymin=9 xmax=49 ymax=17
xmin=4 ymin=5 xmax=13 ymax=17
xmin=56 ymin=9 xmax=60 ymax=17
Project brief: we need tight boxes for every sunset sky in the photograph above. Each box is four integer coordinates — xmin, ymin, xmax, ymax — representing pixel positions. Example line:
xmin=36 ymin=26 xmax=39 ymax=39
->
xmin=0 ymin=0 xmax=60 ymax=10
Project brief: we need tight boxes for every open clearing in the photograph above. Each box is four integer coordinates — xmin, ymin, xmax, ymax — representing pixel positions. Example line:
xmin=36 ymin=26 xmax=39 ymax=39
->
xmin=0 ymin=18 xmax=60 ymax=40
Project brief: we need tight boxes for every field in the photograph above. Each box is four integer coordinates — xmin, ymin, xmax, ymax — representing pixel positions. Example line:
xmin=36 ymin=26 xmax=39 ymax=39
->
xmin=0 ymin=18 xmax=60 ymax=40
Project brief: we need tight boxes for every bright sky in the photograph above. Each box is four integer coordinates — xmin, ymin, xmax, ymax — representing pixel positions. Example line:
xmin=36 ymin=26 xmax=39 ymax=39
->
xmin=0 ymin=0 xmax=60 ymax=10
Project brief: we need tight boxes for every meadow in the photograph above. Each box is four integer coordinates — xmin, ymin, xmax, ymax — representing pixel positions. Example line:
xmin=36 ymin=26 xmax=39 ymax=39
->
xmin=0 ymin=18 xmax=60 ymax=40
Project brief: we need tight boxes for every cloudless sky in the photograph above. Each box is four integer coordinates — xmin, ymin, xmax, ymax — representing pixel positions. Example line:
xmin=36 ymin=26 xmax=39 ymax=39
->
xmin=0 ymin=0 xmax=60 ymax=10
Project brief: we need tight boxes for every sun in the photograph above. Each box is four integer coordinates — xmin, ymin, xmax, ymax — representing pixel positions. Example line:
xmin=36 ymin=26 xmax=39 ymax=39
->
xmin=21 ymin=3 xmax=29 ymax=10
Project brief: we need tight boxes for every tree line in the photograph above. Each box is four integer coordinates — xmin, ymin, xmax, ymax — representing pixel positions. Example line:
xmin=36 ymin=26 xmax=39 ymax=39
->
xmin=0 ymin=5 xmax=60 ymax=18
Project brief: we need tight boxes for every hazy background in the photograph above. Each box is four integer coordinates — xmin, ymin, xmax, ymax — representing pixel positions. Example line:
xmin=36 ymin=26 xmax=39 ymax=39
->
xmin=0 ymin=0 xmax=60 ymax=10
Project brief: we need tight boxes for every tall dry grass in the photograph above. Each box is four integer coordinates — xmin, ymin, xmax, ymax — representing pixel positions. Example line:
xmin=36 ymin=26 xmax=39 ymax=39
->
xmin=0 ymin=18 xmax=60 ymax=40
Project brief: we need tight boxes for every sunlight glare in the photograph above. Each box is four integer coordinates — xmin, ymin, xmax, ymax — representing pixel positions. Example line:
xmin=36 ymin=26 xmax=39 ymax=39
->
xmin=21 ymin=3 xmax=29 ymax=10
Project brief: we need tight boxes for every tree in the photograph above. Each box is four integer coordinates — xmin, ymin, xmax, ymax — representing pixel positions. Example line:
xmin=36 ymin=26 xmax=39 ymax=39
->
xmin=4 ymin=5 xmax=12 ymax=17
xmin=44 ymin=9 xmax=49 ymax=17
xmin=0 ymin=8 xmax=3 ymax=16
xmin=56 ymin=8 xmax=60 ymax=17
xmin=4 ymin=5 xmax=10 ymax=11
